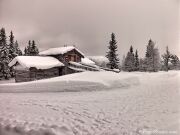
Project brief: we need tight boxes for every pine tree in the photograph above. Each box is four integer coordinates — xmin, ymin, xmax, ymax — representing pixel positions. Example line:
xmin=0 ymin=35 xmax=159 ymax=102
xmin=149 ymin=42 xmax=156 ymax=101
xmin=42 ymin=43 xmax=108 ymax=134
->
xmin=170 ymin=55 xmax=179 ymax=69
xmin=121 ymin=55 xmax=126 ymax=71
xmin=124 ymin=46 xmax=135 ymax=72
xmin=26 ymin=40 xmax=31 ymax=55
xmin=130 ymin=46 xmax=133 ymax=53
xmin=0 ymin=28 xmax=7 ymax=48
xmin=9 ymin=31 xmax=15 ymax=77
xmin=139 ymin=58 xmax=146 ymax=71
xmin=106 ymin=33 xmax=119 ymax=69
xmin=25 ymin=40 xmax=39 ymax=56
xmin=0 ymin=28 xmax=11 ymax=79
xmin=134 ymin=49 xmax=139 ymax=71
xmin=145 ymin=39 xmax=160 ymax=72
xmin=24 ymin=40 xmax=31 ymax=55
xmin=8 ymin=32 xmax=23 ymax=77
xmin=153 ymin=48 xmax=160 ymax=71
xmin=31 ymin=40 xmax=39 ymax=55
xmin=24 ymin=47 xmax=27 ymax=55
xmin=162 ymin=46 xmax=171 ymax=71
xmin=9 ymin=31 xmax=17 ymax=61
xmin=14 ymin=40 xmax=22 ymax=56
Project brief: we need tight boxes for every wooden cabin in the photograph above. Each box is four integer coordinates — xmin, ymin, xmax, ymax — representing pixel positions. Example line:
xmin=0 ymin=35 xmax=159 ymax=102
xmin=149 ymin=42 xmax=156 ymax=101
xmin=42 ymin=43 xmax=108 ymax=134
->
xmin=40 ymin=46 xmax=85 ymax=74
xmin=40 ymin=46 xmax=84 ymax=63
xmin=9 ymin=46 xmax=100 ymax=82
xmin=8 ymin=56 xmax=64 ymax=82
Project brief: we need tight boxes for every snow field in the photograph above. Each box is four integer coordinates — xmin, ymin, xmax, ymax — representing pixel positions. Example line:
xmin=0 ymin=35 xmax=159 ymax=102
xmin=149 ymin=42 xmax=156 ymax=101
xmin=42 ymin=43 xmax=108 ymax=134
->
xmin=0 ymin=71 xmax=179 ymax=135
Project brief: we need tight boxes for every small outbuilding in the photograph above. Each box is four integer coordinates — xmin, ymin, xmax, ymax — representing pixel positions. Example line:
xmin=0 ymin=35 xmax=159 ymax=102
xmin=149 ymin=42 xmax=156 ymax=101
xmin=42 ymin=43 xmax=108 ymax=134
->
xmin=8 ymin=56 xmax=64 ymax=82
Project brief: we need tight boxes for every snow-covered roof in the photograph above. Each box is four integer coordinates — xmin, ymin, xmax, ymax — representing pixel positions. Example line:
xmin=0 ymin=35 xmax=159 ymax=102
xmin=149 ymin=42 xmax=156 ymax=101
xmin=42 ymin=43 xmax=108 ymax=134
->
xmin=69 ymin=61 xmax=82 ymax=66
xmin=81 ymin=58 xmax=95 ymax=65
xmin=39 ymin=46 xmax=84 ymax=56
xmin=9 ymin=56 xmax=64 ymax=70
xmin=88 ymin=56 xmax=109 ymax=63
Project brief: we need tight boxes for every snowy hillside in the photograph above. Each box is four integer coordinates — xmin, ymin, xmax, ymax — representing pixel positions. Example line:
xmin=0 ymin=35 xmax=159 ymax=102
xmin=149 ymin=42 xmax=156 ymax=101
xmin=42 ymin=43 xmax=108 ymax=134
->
xmin=0 ymin=71 xmax=179 ymax=135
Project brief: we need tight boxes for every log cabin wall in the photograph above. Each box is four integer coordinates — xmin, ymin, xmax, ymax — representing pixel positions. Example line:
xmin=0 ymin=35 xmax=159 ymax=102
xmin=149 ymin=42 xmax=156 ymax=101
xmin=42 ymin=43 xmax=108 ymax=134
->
xmin=30 ymin=67 xmax=60 ymax=80
xmin=51 ymin=49 xmax=84 ymax=64
xmin=15 ymin=70 xmax=31 ymax=82
xmin=61 ymin=66 xmax=82 ymax=75
xmin=15 ymin=67 xmax=63 ymax=82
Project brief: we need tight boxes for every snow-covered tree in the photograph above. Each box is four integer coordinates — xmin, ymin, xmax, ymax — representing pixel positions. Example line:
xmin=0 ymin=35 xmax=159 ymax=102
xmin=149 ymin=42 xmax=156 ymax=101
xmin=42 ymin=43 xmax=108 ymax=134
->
xmin=8 ymin=31 xmax=17 ymax=61
xmin=24 ymin=47 xmax=27 ymax=55
xmin=121 ymin=55 xmax=126 ymax=71
xmin=153 ymin=48 xmax=161 ymax=71
xmin=145 ymin=39 xmax=160 ymax=72
xmin=139 ymin=58 xmax=146 ymax=72
xmin=106 ymin=33 xmax=119 ymax=69
xmin=165 ymin=54 xmax=180 ymax=70
xmin=0 ymin=28 xmax=11 ymax=79
xmin=162 ymin=46 xmax=171 ymax=71
xmin=8 ymin=31 xmax=23 ymax=77
xmin=24 ymin=40 xmax=39 ymax=56
xmin=24 ymin=40 xmax=31 ymax=55
xmin=31 ymin=40 xmax=39 ymax=55
xmin=170 ymin=55 xmax=179 ymax=67
xmin=134 ymin=50 xmax=139 ymax=71
xmin=14 ymin=40 xmax=22 ymax=56
xmin=124 ymin=46 xmax=135 ymax=72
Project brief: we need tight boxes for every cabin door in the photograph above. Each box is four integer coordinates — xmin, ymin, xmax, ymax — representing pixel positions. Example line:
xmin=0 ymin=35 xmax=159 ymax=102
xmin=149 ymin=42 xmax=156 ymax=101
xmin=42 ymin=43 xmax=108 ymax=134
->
xmin=59 ymin=68 xmax=63 ymax=76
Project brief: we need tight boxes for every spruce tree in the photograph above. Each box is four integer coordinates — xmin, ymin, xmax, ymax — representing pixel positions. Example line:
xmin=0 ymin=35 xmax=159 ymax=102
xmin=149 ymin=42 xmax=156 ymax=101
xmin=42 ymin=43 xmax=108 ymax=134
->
xmin=0 ymin=28 xmax=7 ymax=48
xmin=145 ymin=39 xmax=160 ymax=72
xmin=24 ymin=47 xmax=27 ymax=55
xmin=124 ymin=46 xmax=135 ymax=72
xmin=170 ymin=54 xmax=179 ymax=69
xmin=26 ymin=40 xmax=31 ymax=55
xmin=162 ymin=46 xmax=171 ymax=71
xmin=106 ymin=33 xmax=119 ymax=69
xmin=134 ymin=50 xmax=139 ymax=71
xmin=9 ymin=31 xmax=17 ymax=60
xmin=153 ymin=48 xmax=160 ymax=71
xmin=25 ymin=40 xmax=39 ymax=56
xmin=139 ymin=58 xmax=145 ymax=71
xmin=121 ymin=55 xmax=126 ymax=71
xmin=0 ymin=28 xmax=11 ymax=79
xmin=14 ymin=40 xmax=22 ymax=56
xmin=31 ymin=40 xmax=39 ymax=55
xmin=130 ymin=46 xmax=133 ymax=53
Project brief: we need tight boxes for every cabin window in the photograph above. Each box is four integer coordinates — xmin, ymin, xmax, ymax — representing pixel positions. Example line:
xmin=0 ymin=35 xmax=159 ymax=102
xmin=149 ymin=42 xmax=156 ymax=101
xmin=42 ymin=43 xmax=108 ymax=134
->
xmin=65 ymin=56 xmax=69 ymax=62
xmin=77 ymin=56 xmax=80 ymax=62
xmin=68 ymin=55 xmax=77 ymax=62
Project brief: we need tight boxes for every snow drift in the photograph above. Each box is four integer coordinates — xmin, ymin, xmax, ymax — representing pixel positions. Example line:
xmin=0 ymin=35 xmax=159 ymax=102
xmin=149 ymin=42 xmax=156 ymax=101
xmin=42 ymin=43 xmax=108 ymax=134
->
xmin=0 ymin=71 xmax=140 ymax=93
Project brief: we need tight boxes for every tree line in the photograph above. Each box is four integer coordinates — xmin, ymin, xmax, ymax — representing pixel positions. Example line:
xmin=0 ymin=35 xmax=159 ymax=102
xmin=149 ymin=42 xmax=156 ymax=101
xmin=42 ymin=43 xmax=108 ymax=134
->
xmin=106 ymin=33 xmax=180 ymax=72
xmin=0 ymin=28 xmax=179 ymax=80
xmin=0 ymin=27 xmax=39 ymax=79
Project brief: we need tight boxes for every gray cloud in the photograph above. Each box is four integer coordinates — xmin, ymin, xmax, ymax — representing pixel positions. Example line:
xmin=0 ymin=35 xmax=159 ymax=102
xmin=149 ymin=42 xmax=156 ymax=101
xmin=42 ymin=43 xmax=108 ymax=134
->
xmin=0 ymin=0 xmax=179 ymax=58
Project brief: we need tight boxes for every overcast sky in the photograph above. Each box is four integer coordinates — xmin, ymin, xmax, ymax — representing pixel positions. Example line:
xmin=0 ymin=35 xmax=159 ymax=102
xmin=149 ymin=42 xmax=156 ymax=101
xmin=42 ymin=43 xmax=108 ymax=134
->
xmin=0 ymin=0 xmax=179 ymax=58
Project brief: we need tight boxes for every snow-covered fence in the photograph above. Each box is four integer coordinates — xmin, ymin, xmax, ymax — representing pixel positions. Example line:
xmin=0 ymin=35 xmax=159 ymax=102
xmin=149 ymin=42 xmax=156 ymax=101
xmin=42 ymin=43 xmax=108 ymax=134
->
xmin=99 ymin=67 xmax=120 ymax=73
xmin=68 ymin=62 xmax=100 ymax=72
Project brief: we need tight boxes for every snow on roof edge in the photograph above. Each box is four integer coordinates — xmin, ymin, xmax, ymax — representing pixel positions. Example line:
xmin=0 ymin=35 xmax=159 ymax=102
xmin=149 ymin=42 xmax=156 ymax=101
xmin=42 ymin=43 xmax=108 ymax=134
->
xmin=39 ymin=46 xmax=85 ymax=57
xmin=9 ymin=56 xmax=64 ymax=70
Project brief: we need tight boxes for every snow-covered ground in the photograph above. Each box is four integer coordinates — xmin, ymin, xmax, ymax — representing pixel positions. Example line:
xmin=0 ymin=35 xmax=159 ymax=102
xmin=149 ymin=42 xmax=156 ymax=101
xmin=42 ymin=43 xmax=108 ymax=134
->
xmin=0 ymin=71 xmax=179 ymax=135
xmin=0 ymin=78 xmax=15 ymax=84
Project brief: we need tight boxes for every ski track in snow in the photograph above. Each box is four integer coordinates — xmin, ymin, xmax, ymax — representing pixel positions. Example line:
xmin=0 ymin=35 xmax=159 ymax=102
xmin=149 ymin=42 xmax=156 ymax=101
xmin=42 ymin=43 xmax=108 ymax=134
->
xmin=0 ymin=71 xmax=179 ymax=135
